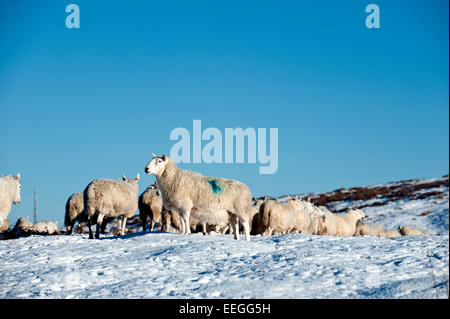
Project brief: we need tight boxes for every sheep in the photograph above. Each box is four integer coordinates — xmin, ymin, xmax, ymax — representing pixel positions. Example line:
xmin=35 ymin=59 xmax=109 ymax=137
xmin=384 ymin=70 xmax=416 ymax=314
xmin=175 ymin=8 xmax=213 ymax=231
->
xmin=289 ymin=197 xmax=328 ymax=235
xmin=333 ymin=208 xmax=366 ymax=236
xmin=32 ymin=220 xmax=58 ymax=235
xmin=84 ymin=174 xmax=140 ymax=239
xmin=138 ymin=182 xmax=163 ymax=232
xmin=64 ymin=192 xmax=113 ymax=235
xmin=257 ymin=199 xmax=299 ymax=236
xmin=313 ymin=206 xmax=338 ymax=236
xmin=12 ymin=217 xmax=34 ymax=233
xmin=65 ymin=192 xmax=86 ymax=234
xmin=0 ymin=174 xmax=21 ymax=228
xmin=0 ymin=218 xmax=10 ymax=233
xmin=397 ymin=225 xmax=430 ymax=236
xmin=354 ymin=221 xmax=385 ymax=237
xmin=354 ymin=221 xmax=402 ymax=238
xmin=144 ymin=154 xmax=254 ymax=241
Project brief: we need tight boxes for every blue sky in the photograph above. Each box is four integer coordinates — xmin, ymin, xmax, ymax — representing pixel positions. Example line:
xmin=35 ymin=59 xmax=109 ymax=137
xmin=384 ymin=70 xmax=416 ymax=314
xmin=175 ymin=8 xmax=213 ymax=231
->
xmin=0 ymin=0 xmax=448 ymax=226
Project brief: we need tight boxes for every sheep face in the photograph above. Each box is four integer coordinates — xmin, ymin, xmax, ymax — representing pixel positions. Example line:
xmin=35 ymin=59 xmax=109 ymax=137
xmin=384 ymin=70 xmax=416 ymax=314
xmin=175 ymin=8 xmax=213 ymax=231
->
xmin=144 ymin=154 xmax=168 ymax=176
xmin=12 ymin=174 xmax=21 ymax=205
xmin=351 ymin=209 xmax=366 ymax=220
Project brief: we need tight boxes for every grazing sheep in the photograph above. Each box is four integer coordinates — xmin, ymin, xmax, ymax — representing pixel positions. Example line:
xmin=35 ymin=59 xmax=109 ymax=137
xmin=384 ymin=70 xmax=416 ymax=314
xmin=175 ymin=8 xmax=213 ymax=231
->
xmin=64 ymin=192 xmax=113 ymax=235
xmin=32 ymin=220 xmax=58 ymax=235
xmin=0 ymin=218 xmax=10 ymax=233
xmin=257 ymin=199 xmax=299 ymax=236
xmin=138 ymin=182 xmax=163 ymax=232
xmin=333 ymin=208 xmax=366 ymax=236
xmin=354 ymin=221 xmax=385 ymax=237
xmin=145 ymin=154 xmax=253 ymax=241
xmin=84 ymin=174 xmax=140 ymax=239
xmin=0 ymin=174 xmax=21 ymax=227
xmin=12 ymin=217 xmax=34 ymax=233
xmin=65 ymin=192 xmax=86 ymax=234
xmin=397 ymin=225 xmax=430 ymax=236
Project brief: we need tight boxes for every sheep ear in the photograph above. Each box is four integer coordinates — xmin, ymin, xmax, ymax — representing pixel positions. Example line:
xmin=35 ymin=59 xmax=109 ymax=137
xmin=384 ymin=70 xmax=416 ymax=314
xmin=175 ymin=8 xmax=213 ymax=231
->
xmin=135 ymin=173 xmax=140 ymax=181
xmin=122 ymin=174 xmax=126 ymax=181
xmin=15 ymin=173 xmax=21 ymax=181
xmin=162 ymin=155 xmax=167 ymax=161
xmin=152 ymin=153 xmax=157 ymax=158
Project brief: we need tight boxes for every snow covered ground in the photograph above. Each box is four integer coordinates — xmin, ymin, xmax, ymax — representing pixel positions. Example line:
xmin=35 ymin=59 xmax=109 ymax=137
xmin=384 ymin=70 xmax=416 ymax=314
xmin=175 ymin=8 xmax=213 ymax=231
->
xmin=0 ymin=232 xmax=448 ymax=299
xmin=0 ymin=176 xmax=448 ymax=299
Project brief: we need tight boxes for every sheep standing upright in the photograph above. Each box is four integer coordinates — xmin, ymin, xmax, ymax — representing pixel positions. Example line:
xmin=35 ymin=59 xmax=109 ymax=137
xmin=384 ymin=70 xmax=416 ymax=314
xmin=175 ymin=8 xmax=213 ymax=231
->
xmin=64 ymin=192 xmax=112 ymax=235
xmin=333 ymin=208 xmax=366 ymax=236
xmin=65 ymin=192 xmax=86 ymax=234
xmin=83 ymin=174 xmax=140 ymax=239
xmin=144 ymin=154 xmax=254 ymax=241
xmin=0 ymin=174 xmax=21 ymax=231
xmin=257 ymin=199 xmax=300 ymax=236
xmin=138 ymin=182 xmax=163 ymax=232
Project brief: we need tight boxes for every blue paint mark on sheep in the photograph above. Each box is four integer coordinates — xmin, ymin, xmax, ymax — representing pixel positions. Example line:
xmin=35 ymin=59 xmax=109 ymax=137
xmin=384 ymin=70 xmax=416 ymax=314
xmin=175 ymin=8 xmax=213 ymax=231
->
xmin=208 ymin=180 xmax=222 ymax=194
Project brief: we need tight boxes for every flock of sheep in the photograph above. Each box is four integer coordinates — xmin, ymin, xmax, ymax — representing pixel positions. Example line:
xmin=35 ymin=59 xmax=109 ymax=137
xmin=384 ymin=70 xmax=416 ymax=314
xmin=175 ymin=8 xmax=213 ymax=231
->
xmin=0 ymin=154 xmax=430 ymax=240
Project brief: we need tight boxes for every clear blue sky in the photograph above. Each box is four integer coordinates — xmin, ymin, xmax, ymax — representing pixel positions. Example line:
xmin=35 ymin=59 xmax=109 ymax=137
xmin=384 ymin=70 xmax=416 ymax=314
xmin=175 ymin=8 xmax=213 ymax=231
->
xmin=0 ymin=0 xmax=448 ymax=226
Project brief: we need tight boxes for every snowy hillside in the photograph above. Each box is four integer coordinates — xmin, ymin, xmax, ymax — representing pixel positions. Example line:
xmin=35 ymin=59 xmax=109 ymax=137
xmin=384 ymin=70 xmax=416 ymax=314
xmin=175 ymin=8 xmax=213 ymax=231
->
xmin=0 ymin=176 xmax=448 ymax=299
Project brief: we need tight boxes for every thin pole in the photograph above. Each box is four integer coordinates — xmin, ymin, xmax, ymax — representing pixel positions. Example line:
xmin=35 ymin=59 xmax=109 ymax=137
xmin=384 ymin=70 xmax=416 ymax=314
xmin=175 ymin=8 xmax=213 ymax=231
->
xmin=34 ymin=188 xmax=37 ymax=224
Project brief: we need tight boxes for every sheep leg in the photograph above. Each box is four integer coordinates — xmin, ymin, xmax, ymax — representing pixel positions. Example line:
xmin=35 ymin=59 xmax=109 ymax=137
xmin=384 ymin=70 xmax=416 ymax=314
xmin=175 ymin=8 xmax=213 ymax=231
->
xmin=87 ymin=216 xmax=94 ymax=239
xmin=141 ymin=215 xmax=147 ymax=232
xmin=100 ymin=217 xmax=108 ymax=234
xmin=179 ymin=216 xmax=186 ymax=234
xmin=149 ymin=217 xmax=154 ymax=232
xmin=181 ymin=210 xmax=191 ymax=235
xmin=95 ymin=222 xmax=101 ymax=239
xmin=242 ymin=220 xmax=250 ymax=242
xmin=121 ymin=216 xmax=127 ymax=236
xmin=201 ymin=222 xmax=206 ymax=235
xmin=66 ymin=222 xmax=74 ymax=235
xmin=231 ymin=215 xmax=240 ymax=240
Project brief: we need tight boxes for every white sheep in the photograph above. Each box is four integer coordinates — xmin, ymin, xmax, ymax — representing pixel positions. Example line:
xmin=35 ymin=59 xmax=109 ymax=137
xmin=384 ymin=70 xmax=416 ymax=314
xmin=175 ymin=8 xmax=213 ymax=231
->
xmin=289 ymin=197 xmax=327 ymax=235
xmin=64 ymin=192 xmax=113 ymax=235
xmin=83 ymin=174 xmax=140 ymax=239
xmin=0 ymin=174 xmax=21 ymax=228
xmin=397 ymin=225 xmax=430 ymax=236
xmin=257 ymin=199 xmax=299 ymax=236
xmin=12 ymin=216 xmax=34 ymax=233
xmin=144 ymin=154 xmax=254 ymax=241
xmin=32 ymin=220 xmax=58 ymax=235
xmin=314 ymin=206 xmax=338 ymax=236
xmin=64 ymin=192 xmax=86 ymax=234
xmin=333 ymin=208 xmax=366 ymax=236
xmin=354 ymin=221 xmax=384 ymax=237
xmin=138 ymin=182 xmax=163 ymax=232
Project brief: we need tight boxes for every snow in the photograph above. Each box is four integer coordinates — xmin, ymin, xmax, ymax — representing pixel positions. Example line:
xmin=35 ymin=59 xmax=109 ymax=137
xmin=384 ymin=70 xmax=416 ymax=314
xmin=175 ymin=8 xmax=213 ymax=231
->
xmin=0 ymin=177 xmax=448 ymax=299
xmin=0 ymin=232 xmax=448 ymax=299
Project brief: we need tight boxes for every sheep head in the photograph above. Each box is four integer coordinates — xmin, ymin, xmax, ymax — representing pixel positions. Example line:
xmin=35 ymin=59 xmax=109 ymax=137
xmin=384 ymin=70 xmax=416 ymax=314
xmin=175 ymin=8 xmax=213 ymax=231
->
xmin=145 ymin=154 xmax=169 ymax=176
